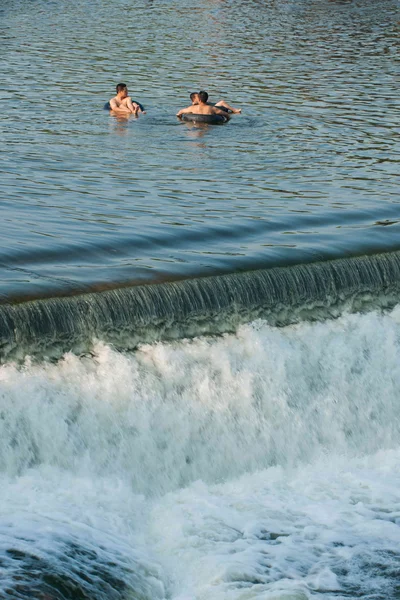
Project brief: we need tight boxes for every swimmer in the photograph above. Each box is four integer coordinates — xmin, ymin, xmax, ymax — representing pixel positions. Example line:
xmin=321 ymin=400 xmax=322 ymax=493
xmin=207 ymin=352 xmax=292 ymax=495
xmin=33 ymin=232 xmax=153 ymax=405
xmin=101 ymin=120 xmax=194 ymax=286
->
xmin=177 ymin=91 xmax=231 ymax=119
xmin=190 ymin=91 xmax=241 ymax=114
xmin=109 ymin=83 xmax=145 ymax=115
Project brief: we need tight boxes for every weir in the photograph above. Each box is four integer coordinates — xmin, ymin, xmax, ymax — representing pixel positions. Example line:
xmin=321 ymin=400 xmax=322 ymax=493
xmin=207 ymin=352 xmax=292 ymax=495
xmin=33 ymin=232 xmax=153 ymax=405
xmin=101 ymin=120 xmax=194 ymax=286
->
xmin=1 ymin=250 xmax=400 ymax=361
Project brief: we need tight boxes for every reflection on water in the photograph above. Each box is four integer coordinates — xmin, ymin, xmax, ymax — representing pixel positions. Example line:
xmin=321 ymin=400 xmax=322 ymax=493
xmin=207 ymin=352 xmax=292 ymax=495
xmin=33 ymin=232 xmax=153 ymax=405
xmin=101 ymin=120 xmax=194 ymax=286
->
xmin=0 ymin=0 xmax=399 ymax=299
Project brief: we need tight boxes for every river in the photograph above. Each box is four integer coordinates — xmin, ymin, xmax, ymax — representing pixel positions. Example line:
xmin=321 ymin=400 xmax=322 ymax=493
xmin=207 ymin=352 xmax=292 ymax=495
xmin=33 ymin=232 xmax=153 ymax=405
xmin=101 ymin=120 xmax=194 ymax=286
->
xmin=1 ymin=0 xmax=400 ymax=598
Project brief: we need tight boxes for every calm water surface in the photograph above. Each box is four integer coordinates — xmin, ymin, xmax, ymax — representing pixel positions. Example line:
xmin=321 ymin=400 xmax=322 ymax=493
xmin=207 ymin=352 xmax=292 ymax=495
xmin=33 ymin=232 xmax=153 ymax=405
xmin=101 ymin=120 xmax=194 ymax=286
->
xmin=0 ymin=0 xmax=399 ymax=300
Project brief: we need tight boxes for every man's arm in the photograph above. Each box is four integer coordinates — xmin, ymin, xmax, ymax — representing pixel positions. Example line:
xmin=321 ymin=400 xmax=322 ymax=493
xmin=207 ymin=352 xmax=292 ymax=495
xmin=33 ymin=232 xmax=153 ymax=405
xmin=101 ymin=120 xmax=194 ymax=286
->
xmin=125 ymin=97 xmax=140 ymax=114
xmin=176 ymin=105 xmax=195 ymax=117
xmin=109 ymin=98 xmax=131 ymax=114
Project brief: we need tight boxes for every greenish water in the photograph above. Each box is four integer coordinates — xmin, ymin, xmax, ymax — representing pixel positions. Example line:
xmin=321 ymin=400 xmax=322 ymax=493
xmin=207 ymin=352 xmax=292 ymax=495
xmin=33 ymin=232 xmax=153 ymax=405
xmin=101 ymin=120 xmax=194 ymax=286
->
xmin=1 ymin=0 xmax=399 ymax=300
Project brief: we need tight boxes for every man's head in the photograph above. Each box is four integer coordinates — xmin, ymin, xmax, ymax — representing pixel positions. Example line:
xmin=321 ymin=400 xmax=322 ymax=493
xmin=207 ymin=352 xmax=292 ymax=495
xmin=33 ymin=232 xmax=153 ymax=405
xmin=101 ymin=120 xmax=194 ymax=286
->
xmin=190 ymin=92 xmax=199 ymax=105
xmin=198 ymin=91 xmax=208 ymax=103
xmin=116 ymin=83 xmax=128 ymax=98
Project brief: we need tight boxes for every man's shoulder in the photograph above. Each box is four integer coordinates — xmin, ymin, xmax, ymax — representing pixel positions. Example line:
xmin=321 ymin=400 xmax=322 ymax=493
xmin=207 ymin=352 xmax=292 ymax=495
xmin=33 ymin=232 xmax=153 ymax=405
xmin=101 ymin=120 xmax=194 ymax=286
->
xmin=197 ymin=105 xmax=212 ymax=114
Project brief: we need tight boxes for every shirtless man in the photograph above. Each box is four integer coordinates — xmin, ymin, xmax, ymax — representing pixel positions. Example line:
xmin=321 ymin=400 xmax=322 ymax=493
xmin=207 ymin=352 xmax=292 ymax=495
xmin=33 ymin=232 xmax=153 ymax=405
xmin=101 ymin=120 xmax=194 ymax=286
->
xmin=109 ymin=83 xmax=144 ymax=115
xmin=177 ymin=91 xmax=231 ymax=118
xmin=191 ymin=91 xmax=241 ymax=114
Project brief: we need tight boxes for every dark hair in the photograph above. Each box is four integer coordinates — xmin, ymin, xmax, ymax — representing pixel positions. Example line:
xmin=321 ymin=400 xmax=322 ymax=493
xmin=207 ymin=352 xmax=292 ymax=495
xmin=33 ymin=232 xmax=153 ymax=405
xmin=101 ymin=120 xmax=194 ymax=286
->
xmin=116 ymin=83 xmax=128 ymax=93
xmin=190 ymin=92 xmax=198 ymax=101
xmin=198 ymin=91 xmax=208 ymax=102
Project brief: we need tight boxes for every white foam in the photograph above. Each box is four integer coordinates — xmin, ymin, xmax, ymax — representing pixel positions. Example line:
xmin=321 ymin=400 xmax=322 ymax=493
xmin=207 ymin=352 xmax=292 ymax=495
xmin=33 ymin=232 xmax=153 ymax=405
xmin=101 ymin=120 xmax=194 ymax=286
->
xmin=149 ymin=451 xmax=400 ymax=598
xmin=1 ymin=308 xmax=400 ymax=597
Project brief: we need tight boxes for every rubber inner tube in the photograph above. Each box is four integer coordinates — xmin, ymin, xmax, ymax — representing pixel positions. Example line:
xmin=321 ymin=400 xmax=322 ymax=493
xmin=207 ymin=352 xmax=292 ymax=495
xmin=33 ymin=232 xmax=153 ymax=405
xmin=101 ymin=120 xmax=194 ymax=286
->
xmin=179 ymin=113 xmax=228 ymax=124
xmin=104 ymin=101 xmax=144 ymax=111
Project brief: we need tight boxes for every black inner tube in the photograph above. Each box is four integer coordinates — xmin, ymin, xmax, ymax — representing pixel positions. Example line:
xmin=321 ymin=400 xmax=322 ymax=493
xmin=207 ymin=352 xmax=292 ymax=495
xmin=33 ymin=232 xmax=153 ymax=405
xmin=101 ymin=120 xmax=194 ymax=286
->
xmin=179 ymin=113 xmax=228 ymax=124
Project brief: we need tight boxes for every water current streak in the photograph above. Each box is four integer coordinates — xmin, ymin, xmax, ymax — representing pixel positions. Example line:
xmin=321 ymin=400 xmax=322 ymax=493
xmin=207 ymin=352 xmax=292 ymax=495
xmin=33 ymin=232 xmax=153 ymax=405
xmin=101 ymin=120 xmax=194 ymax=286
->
xmin=1 ymin=250 xmax=400 ymax=361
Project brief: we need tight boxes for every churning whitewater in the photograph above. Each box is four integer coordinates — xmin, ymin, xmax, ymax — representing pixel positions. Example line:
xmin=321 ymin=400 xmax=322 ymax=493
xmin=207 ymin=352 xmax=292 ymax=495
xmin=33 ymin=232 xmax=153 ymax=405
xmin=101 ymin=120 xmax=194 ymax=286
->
xmin=1 ymin=307 xmax=400 ymax=598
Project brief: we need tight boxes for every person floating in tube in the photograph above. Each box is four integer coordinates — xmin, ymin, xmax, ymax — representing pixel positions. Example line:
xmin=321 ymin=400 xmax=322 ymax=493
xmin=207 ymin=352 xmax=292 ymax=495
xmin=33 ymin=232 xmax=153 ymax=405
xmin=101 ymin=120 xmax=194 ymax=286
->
xmin=190 ymin=91 xmax=241 ymax=114
xmin=108 ymin=83 xmax=145 ymax=116
xmin=176 ymin=91 xmax=231 ymax=119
